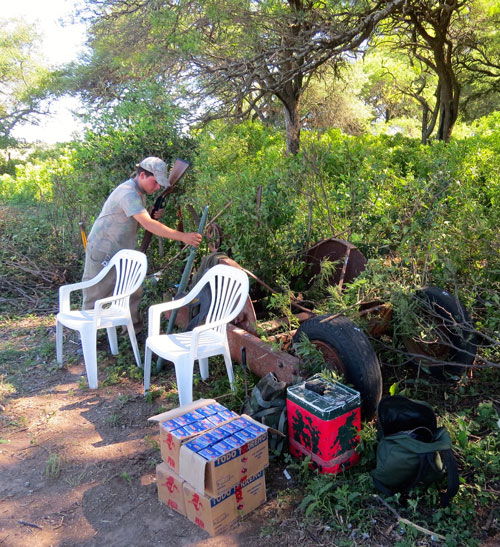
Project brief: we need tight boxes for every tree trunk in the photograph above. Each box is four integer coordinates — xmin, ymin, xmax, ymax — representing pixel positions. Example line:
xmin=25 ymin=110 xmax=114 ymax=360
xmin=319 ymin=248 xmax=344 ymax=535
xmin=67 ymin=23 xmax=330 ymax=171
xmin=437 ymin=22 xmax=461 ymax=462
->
xmin=436 ymin=78 xmax=459 ymax=142
xmin=283 ymin=99 xmax=301 ymax=156
xmin=419 ymin=83 xmax=440 ymax=145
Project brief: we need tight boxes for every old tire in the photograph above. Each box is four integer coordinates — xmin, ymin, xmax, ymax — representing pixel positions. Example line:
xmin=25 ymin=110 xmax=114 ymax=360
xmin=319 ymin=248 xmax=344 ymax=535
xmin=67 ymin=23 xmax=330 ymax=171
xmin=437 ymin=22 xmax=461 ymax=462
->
xmin=402 ymin=287 xmax=478 ymax=378
xmin=293 ymin=314 xmax=382 ymax=421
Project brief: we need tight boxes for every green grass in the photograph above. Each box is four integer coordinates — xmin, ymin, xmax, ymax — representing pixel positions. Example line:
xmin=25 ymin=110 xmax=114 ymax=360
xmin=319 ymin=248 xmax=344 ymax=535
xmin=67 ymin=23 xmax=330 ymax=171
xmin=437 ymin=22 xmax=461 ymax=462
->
xmin=273 ymin=367 xmax=500 ymax=546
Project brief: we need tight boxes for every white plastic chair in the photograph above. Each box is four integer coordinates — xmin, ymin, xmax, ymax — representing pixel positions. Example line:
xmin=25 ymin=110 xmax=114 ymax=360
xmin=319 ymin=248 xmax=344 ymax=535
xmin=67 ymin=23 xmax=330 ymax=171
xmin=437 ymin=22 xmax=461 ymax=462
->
xmin=144 ymin=264 xmax=249 ymax=405
xmin=56 ymin=249 xmax=148 ymax=389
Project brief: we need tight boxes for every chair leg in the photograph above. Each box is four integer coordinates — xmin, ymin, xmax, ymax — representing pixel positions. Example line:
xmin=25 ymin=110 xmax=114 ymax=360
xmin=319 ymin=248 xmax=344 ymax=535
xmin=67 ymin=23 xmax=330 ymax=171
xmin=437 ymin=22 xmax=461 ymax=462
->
xmin=199 ymin=357 xmax=209 ymax=380
xmin=175 ymin=357 xmax=194 ymax=406
xmin=56 ymin=320 xmax=63 ymax=366
xmin=81 ymin=327 xmax=98 ymax=389
xmin=222 ymin=350 xmax=235 ymax=391
xmin=107 ymin=327 xmax=118 ymax=355
xmin=126 ymin=322 xmax=142 ymax=368
xmin=144 ymin=345 xmax=153 ymax=393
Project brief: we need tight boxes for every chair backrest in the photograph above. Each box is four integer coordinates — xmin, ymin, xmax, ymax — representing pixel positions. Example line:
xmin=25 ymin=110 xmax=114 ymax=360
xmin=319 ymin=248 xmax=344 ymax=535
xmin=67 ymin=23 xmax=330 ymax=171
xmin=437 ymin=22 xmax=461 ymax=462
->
xmin=199 ymin=264 xmax=249 ymax=333
xmin=108 ymin=249 xmax=148 ymax=309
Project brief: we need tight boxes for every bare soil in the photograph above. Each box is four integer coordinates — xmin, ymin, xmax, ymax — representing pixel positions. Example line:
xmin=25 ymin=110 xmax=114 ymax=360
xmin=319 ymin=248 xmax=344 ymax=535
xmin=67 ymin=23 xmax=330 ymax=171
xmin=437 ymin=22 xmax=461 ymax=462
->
xmin=0 ymin=315 xmax=314 ymax=547
xmin=2 ymin=315 xmax=499 ymax=547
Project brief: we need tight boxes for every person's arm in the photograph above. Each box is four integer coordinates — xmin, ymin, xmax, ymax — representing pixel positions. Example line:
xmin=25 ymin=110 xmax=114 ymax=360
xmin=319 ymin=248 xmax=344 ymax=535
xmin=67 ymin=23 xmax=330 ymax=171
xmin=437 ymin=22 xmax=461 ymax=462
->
xmin=133 ymin=211 xmax=202 ymax=247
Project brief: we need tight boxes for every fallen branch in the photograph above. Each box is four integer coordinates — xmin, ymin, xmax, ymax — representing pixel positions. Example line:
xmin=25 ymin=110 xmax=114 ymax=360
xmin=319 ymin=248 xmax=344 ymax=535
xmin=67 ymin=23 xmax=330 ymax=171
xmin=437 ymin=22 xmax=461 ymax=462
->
xmin=374 ymin=495 xmax=446 ymax=542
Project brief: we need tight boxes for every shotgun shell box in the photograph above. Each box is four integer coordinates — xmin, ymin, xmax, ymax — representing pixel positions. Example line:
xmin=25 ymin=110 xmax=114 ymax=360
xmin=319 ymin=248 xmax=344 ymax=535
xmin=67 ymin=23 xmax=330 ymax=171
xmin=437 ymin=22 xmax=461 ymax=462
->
xmin=234 ymin=429 xmax=257 ymax=443
xmin=230 ymin=417 xmax=253 ymax=429
xmin=206 ymin=413 xmax=228 ymax=426
xmin=183 ymin=470 xmax=266 ymax=537
xmin=217 ymin=409 xmax=239 ymax=421
xmin=185 ymin=435 xmax=215 ymax=453
xmin=287 ymin=374 xmax=361 ymax=475
xmin=179 ymin=414 xmax=269 ymax=497
xmin=156 ymin=462 xmax=187 ymax=517
xmin=211 ymin=438 xmax=235 ymax=454
xmin=196 ymin=406 xmax=218 ymax=418
xmin=199 ymin=446 xmax=223 ymax=461
xmin=149 ymin=399 xmax=236 ymax=473
xmin=222 ymin=435 xmax=247 ymax=450
xmin=183 ymin=420 xmax=213 ymax=436
xmin=203 ymin=428 xmax=230 ymax=443
xmin=168 ymin=426 xmax=191 ymax=440
xmin=174 ymin=410 xmax=205 ymax=426
xmin=219 ymin=421 xmax=242 ymax=435
xmin=207 ymin=402 xmax=227 ymax=413
xmin=161 ymin=418 xmax=183 ymax=432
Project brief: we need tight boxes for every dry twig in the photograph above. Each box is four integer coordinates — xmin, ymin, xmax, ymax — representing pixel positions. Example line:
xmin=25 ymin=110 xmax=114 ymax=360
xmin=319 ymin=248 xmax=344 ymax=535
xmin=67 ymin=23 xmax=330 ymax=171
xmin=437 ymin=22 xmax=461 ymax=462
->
xmin=374 ymin=495 xmax=446 ymax=542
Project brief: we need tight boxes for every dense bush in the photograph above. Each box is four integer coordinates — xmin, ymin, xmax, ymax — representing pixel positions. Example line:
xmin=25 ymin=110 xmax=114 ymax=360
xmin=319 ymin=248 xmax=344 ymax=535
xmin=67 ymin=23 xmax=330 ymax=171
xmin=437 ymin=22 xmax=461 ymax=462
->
xmin=2 ymin=111 xmax=500 ymax=342
xmin=189 ymin=120 xmax=500 ymax=337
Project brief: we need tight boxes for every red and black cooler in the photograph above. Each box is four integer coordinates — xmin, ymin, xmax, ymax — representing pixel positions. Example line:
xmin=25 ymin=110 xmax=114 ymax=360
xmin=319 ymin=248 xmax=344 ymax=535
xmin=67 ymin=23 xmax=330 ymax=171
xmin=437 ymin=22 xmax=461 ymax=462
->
xmin=287 ymin=374 xmax=361 ymax=474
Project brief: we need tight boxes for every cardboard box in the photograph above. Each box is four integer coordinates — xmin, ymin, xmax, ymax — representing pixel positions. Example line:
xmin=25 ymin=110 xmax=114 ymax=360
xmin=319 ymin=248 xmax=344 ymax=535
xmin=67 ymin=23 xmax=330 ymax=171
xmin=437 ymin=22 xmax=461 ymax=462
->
xmin=156 ymin=462 xmax=186 ymax=516
xmin=183 ymin=470 xmax=266 ymax=537
xmin=149 ymin=399 xmax=236 ymax=473
xmin=287 ymin=374 xmax=361 ymax=474
xmin=179 ymin=415 xmax=269 ymax=497
xmin=149 ymin=400 xmax=269 ymax=496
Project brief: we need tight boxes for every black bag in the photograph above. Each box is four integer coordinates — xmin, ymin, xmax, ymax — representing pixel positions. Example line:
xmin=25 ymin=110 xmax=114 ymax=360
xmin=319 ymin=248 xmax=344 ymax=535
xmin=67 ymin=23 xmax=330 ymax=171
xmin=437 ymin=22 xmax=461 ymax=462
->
xmin=371 ymin=395 xmax=459 ymax=507
xmin=241 ymin=370 xmax=287 ymax=454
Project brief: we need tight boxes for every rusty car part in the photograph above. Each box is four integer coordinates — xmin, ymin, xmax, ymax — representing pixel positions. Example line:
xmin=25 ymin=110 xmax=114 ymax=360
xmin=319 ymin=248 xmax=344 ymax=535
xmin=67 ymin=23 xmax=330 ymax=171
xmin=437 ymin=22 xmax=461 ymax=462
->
xmin=304 ymin=238 xmax=367 ymax=290
xmin=359 ymin=300 xmax=394 ymax=337
xmin=218 ymin=256 xmax=314 ymax=315
xmin=206 ymin=223 xmax=223 ymax=252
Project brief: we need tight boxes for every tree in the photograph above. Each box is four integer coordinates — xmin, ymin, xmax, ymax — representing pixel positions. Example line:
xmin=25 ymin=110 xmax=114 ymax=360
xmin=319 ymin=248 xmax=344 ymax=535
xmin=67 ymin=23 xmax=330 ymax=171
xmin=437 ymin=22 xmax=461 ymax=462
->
xmin=382 ymin=0 xmax=500 ymax=143
xmin=0 ymin=18 xmax=52 ymax=147
xmin=456 ymin=0 xmax=500 ymax=119
xmin=360 ymin=48 xmax=440 ymax=142
xmin=301 ymin=62 xmax=373 ymax=135
xmin=77 ymin=0 xmax=407 ymax=155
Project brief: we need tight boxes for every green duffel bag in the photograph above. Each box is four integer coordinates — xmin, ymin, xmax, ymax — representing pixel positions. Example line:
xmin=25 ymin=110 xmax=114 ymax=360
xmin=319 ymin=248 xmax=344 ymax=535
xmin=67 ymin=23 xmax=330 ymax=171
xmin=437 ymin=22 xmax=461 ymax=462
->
xmin=371 ymin=395 xmax=459 ymax=508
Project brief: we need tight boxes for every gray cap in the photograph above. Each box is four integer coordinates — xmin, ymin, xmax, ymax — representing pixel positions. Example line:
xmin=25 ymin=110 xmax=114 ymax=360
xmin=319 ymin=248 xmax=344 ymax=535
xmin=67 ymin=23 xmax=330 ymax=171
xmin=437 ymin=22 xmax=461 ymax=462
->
xmin=137 ymin=157 xmax=169 ymax=187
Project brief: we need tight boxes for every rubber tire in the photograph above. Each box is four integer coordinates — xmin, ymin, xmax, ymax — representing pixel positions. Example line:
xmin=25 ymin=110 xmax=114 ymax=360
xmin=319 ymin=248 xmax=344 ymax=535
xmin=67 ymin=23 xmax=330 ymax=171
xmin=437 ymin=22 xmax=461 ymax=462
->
xmin=402 ymin=286 xmax=478 ymax=378
xmin=293 ymin=314 xmax=383 ymax=421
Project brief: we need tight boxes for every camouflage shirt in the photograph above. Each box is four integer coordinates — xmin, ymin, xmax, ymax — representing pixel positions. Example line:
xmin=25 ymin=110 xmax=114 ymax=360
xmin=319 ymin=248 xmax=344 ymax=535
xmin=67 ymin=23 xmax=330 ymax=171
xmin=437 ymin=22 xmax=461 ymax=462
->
xmin=86 ymin=178 xmax=146 ymax=265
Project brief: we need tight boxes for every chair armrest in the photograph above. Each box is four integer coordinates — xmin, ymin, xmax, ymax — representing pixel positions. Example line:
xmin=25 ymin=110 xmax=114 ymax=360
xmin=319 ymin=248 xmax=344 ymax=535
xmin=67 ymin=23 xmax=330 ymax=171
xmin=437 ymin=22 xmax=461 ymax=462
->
xmin=147 ymin=278 xmax=212 ymax=336
xmin=93 ymin=292 xmax=136 ymax=323
xmin=59 ymin=281 xmax=95 ymax=313
xmin=188 ymin=317 xmax=235 ymax=359
xmin=147 ymin=297 xmax=189 ymax=336
xmin=193 ymin=317 xmax=232 ymax=334
xmin=58 ymin=262 xmax=116 ymax=313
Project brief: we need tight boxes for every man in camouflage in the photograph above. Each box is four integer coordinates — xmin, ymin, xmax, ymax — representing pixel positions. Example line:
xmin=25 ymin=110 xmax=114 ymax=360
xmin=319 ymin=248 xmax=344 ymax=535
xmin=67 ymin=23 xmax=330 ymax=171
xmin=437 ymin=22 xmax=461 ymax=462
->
xmin=82 ymin=157 xmax=202 ymax=333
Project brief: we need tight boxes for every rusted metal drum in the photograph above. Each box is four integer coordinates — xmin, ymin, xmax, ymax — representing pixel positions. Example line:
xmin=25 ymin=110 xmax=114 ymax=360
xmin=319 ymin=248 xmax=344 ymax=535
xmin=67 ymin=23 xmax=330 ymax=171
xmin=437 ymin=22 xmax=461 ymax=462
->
xmin=304 ymin=238 xmax=367 ymax=289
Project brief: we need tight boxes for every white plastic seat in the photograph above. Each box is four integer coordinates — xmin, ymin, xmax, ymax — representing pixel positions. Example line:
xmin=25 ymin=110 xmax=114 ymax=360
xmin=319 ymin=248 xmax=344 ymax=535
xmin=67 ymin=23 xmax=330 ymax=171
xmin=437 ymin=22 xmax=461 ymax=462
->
xmin=56 ymin=249 xmax=148 ymax=389
xmin=144 ymin=264 xmax=249 ymax=405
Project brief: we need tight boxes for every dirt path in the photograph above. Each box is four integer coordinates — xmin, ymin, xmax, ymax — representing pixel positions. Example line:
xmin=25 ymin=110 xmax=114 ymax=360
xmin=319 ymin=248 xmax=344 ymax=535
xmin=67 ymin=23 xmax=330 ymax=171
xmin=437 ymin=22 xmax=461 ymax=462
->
xmin=0 ymin=316 xmax=301 ymax=547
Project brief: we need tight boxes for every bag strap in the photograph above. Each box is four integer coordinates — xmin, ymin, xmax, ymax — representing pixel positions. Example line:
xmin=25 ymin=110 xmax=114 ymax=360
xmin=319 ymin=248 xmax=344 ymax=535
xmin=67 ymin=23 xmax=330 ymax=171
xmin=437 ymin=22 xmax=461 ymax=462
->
xmin=252 ymin=384 xmax=286 ymax=409
xmin=252 ymin=406 xmax=284 ymax=419
xmin=372 ymin=476 xmax=397 ymax=497
xmin=267 ymin=406 xmax=288 ymax=454
xmin=438 ymin=449 xmax=460 ymax=508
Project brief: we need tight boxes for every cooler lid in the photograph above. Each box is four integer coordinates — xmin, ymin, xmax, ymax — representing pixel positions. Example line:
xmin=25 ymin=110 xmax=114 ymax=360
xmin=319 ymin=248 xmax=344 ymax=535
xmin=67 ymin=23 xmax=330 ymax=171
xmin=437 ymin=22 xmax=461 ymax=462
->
xmin=287 ymin=374 xmax=360 ymax=417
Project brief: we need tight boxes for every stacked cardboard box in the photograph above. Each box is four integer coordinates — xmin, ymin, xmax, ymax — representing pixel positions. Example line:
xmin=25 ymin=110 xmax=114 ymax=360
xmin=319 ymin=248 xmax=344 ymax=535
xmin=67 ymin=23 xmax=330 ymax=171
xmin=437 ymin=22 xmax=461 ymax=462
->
xmin=149 ymin=399 xmax=269 ymax=536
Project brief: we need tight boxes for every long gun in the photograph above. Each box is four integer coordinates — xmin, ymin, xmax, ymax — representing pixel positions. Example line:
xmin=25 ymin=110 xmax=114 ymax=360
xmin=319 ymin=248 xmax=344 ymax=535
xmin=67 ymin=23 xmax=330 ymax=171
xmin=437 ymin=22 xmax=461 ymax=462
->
xmin=139 ymin=158 xmax=190 ymax=253
xmin=156 ymin=205 xmax=209 ymax=372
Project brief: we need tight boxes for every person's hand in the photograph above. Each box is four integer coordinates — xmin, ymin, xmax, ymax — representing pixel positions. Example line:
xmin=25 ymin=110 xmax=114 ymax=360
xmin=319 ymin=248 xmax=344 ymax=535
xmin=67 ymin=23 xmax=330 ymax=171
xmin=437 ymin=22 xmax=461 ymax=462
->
xmin=184 ymin=232 xmax=202 ymax=247
xmin=153 ymin=208 xmax=164 ymax=220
